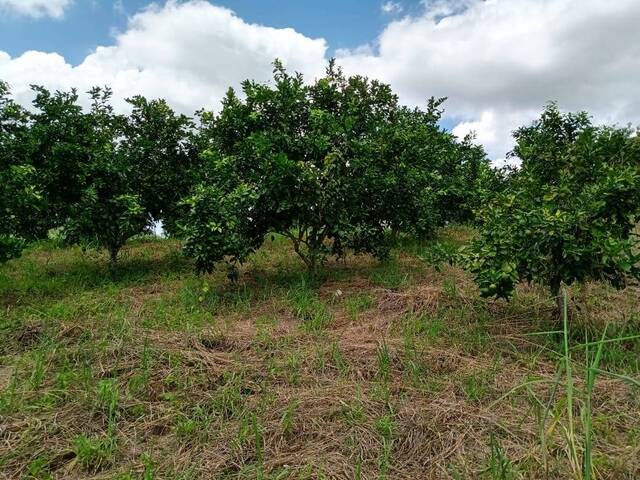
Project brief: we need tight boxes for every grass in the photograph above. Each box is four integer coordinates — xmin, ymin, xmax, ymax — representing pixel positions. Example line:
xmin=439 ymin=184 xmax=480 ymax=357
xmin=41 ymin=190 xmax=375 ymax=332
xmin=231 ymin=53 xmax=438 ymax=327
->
xmin=1 ymin=229 xmax=639 ymax=478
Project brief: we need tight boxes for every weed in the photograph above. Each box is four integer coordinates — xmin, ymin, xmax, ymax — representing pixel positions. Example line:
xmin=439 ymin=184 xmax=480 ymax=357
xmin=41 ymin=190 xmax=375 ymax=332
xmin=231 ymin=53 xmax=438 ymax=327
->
xmin=345 ymin=293 xmax=374 ymax=321
xmin=288 ymin=285 xmax=333 ymax=333
xmin=330 ymin=341 xmax=348 ymax=376
xmin=375 ymin=413 xmax=395 ymax=439
xmin=96 ymin=378 xmax=120 ymax=425
xmin=176 ymin=404 xmax=215 ymax=441
xmin=378 ymin=436 xmax=393 ymax=479
xmin=376 ymin=342 xmax=392 ymax=382
xmin=142 ymin=453 xmax=155 ymax=480
xmin=461 ymin=372 xmax=491 ymax=403
xmin=73 ymin=433 xmax=117 ymax=472
xmin=28 ymin=351 xmax=46 ymax=390
xmin=280 ymin=399 xmax=298 ymax=436
xmin=369 ymin=260 xmax=409 ymax=290
xmin=211 ymin=371 xmax=249 ymax=420
xmin=340 ymin=389 xmax=365 ymax=426
xmin=480 ymin=433 xmax=517 ymax=479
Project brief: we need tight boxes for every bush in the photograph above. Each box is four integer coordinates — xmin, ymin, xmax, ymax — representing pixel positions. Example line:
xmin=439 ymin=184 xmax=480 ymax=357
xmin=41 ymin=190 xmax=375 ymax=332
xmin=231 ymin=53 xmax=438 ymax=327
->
xmin=467 ymin=104 xmax=640 ymax=301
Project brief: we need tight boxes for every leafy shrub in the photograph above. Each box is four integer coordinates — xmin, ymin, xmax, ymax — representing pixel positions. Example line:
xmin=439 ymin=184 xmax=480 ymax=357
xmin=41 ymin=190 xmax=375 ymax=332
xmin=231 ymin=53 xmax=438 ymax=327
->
xmin=0 ymin=81 xmax=43 ymax=262
xmin=467 ymin=104 xmax=640 ymax=300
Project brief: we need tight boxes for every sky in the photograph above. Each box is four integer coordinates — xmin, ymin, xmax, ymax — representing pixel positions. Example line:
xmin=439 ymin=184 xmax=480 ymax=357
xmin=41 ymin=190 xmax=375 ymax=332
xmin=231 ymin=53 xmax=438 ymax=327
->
xmin=1 ymin=0 xmax=639 ymax=161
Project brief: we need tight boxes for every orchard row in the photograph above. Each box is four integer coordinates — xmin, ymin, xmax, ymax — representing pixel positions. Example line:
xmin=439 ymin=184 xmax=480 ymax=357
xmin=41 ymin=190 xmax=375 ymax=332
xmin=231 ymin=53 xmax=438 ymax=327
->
xmin=2 ymin=60 xmax=639 ymax=300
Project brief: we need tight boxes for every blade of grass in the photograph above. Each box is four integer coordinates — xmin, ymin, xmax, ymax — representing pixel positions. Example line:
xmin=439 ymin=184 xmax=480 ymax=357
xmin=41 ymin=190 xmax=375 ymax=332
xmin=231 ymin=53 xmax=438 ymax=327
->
xmin=583 ymin=324 xmax=608 ymax=480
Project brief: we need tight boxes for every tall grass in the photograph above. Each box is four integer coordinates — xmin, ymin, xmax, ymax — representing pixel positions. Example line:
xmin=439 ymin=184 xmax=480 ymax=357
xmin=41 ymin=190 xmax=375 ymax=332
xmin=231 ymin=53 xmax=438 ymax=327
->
xmin=496 ymin=289 xmax=640 ymax=479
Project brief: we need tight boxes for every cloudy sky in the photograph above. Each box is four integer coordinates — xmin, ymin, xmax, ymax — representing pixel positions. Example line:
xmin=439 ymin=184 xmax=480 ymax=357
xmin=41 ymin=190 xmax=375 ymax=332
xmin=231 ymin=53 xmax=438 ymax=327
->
xmin=1 ymin=0 xmax=639 ymax=160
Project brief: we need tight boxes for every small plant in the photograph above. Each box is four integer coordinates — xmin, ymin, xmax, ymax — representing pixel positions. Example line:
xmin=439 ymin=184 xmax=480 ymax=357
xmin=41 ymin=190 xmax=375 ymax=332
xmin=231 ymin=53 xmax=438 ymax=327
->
xmin=376 ymin=342 xmax=392 ymax=382
xmin=375 ymin=413 xmax=395 ymax=439
xmin=141 ymin=453 xmax=155 ymax=480
xmin=495 ymin=291 xmax=640 ymax=479
xmin=210 ymin=372 xmax=248 ymax=420
xmin=251 ymin=412 xmax=264 ymax=467
xmin=378 ymin=436 xmax=393 ymax=479
xmin=330 ymin=341 xmax=348 ymax=376
xmin=480 ymin=433 xmax=517 ymax=480
xmin=345 ymin=293 xmax=374 ymax=322
xmin=73 ymin=433 xmax=117 ymax=472
xmin=27 ymin=455 xmax=52 ymax=479
xmin=369 ymin=261 xmax=409 ymax=290
xmin=280 ymin=399 xmax=298 ymax=437
xmin=175 ymin=405 xmax=215 ymax=441
xmin=339 ymin=389 xmax=365 ymax=426
xmin=289 ymin=286 xmax=333 ymax=333
xmin=128 ymin=341 xmax=154 ymax=397
xmin=28 ymin=351 xmax=46 ymax=390
xmin=285 ymin=351 xmax=302 ymax=385
xmin=460 ymin=372 xmax=492 ymax=403
xmin=96 ymin=378 xmax=120 ymax=425
xmin=403 ymin=312 xmax=443 ymax=339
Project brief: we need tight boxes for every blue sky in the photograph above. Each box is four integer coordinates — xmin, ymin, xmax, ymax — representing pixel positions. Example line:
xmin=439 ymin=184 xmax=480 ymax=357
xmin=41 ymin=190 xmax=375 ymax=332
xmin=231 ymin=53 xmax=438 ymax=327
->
xmin=0 ymin=0 xmax=423 ymax=65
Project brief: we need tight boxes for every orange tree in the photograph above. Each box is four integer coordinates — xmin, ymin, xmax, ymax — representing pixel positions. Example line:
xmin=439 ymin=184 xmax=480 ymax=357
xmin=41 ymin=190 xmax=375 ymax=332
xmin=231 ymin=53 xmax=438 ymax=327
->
xmin=183 ymin=62 xmax=404 ymax=273
xmin=467 ymin=104 xmax=640 ymax=302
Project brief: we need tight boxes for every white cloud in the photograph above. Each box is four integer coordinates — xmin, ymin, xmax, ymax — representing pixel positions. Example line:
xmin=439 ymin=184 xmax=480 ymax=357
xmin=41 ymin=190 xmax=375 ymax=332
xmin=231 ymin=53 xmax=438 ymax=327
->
xmin=0 ymin=0 xmax=72 ymax=19
xmin=0 ymin=0 xmax=327 ymax=113
xmin=339 ymin=0 xmax=640 ymax=159
xmin=381 ymin=2 xmax=403 ymax=14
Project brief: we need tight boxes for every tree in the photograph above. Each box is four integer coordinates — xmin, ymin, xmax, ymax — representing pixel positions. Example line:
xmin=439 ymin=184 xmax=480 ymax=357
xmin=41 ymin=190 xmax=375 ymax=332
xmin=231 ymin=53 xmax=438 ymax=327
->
xmin=466 ymin=104 xmax=640 ymax=304
xmin=121 ymin=96 xmax=199 ymax=236
xmin=62 ymin=88 xmax=151 ymax=268
xmin=0 ymin=81 xmax=43 ymax=263
xmin=28 ymin=85 xmax=94 ymax=229
xmin=182 ymin=61 xmax=400 ymax=273
xmin=378 ymin=98 xmax=492 ymax=236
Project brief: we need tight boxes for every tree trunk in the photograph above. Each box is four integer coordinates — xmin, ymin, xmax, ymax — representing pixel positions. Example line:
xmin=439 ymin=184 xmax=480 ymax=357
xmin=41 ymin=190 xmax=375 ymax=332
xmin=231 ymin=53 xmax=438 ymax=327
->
xmin=108 ymin=246 xmax=120 ymax=273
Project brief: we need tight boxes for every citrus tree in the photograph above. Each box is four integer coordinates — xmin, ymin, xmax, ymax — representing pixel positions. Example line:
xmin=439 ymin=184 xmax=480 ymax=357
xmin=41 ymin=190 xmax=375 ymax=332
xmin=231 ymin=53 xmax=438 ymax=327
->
xmin=121 ymin=96 xmax=200 ymax=236
xmin=0 ymin=81 xmax=43 ymax=263
xmin=28 ymin=85 xmax=95 ymax=229
xmin=62 ymin=87 xmax=151 ymax=267
xmin=182 ymin=61 xmax=400 ymax=273
xmin=467 ymin=104 xmax=640 ymax=302
xmin=379 ymin=98 xmax=491 ymax=236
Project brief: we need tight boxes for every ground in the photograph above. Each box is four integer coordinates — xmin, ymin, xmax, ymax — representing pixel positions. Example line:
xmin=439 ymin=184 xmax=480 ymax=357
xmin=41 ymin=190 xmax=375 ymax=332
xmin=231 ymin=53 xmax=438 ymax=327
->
xmin=1 ymin=227 xmax=639 ymax=479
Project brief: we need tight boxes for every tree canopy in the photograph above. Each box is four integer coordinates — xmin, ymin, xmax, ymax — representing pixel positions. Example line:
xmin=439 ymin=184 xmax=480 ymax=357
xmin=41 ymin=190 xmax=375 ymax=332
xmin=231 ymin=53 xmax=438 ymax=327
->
xmin=467 ymin=103 xmax=640 ymax=300
xmin=182 ymin=61 xmax=488 ymax=274
xmin=2 ymin=63 xmax=637 ymax=301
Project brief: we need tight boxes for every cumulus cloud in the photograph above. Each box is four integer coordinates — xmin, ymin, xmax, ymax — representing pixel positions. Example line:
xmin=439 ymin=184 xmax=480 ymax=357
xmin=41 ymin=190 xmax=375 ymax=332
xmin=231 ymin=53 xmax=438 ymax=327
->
xmin=0 ymin=0 xmax=72 ymax=19
xmin=0 ymin=0 xmax=327 ymax=113
xmin=338 ymin=0 xmax=640 ymax=159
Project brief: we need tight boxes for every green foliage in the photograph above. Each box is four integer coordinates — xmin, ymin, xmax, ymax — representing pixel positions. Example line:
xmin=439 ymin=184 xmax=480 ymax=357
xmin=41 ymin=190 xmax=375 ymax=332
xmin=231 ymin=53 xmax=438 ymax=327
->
xmin=183 ymin=60 xmax=489 ymax=273
xmin=121 ymin=96 xmax=200 ymax=235
xmin=73 ymin=433 xmax=117 ymax=472
xmin=3 ymin=82 xmax=200 ymax=268
xmin=28 ymin=84 xmax=94 ymax=228
xmin=381 ymin=98 xmax=492 ymax=232
xmin=0 ymin=81 xmax=44 ymax=262
xmin=0 ymin=164 xmax=42 ymax=263
xmin=467 ymin=103 xmax=640 ymax=299
xmin=183 ymin=61 xmax=398 ymax=271
xmin=181 ymin=181 xmax=262 ymax=274
xmin=61 ymin=87 xmax=151 ymax=266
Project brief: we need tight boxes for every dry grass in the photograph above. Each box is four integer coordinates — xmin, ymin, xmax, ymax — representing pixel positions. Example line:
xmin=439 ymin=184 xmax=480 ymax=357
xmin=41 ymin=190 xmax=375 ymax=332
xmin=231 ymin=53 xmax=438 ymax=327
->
xmin=0 ymin=232 xmax=639 ymax=479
